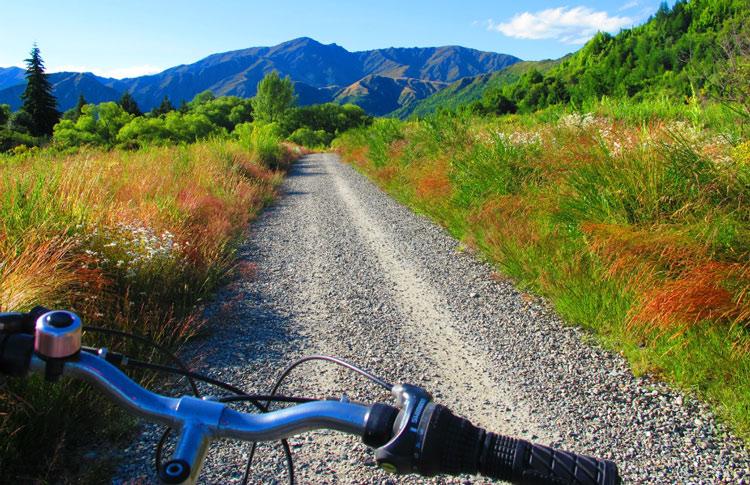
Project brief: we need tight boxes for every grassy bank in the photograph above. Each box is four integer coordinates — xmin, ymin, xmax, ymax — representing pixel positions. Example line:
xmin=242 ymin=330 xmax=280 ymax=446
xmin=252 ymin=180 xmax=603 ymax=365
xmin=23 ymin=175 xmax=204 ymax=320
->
xmin=0 ymin=135 xmax=297 ymax=480
xmin=334 ymin=104 xmax=750 ymax=440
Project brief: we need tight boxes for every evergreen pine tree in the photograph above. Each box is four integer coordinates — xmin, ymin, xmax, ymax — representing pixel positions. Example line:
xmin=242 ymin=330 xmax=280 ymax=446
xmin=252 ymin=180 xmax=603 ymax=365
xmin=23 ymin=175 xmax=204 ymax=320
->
xmin=152 ymin=96 xmax=174 ymax=116
xmin=75 ymin=94 xmax=87 ymax=118
xmin=119 ymin=92 xmax=142 ymax=116
xmin=20 ymin=44 xmax=59 ymax=136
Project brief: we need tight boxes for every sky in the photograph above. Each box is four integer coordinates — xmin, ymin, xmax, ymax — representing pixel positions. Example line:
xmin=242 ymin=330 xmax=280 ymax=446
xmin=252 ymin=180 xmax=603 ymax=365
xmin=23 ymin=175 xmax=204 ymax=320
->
xmin=1 ymin=1 xmax=669 ymax=79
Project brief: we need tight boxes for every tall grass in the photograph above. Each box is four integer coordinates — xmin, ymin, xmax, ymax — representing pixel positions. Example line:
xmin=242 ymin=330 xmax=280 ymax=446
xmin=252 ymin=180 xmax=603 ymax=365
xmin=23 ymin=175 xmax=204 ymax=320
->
xmin=0 ymin=137 xmax=294 ymax=480
xmin=334 ymin=102 xmax=750 ymax=439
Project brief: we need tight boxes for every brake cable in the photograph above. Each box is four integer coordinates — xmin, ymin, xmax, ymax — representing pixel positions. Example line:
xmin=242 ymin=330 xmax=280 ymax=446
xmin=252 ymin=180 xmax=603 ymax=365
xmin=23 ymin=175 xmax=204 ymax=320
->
xmin=82 ymin=330 xmax=394 ymax=485
xmin=237 ymin=354 xmax=394 ymax=485
xmin=82 ymin=329 xmax=301 ymax=483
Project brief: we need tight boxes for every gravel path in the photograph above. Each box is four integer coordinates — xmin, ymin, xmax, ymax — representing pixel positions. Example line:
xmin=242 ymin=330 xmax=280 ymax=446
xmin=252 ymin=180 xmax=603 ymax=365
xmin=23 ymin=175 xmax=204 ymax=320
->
xmin=117 ymin=153 xmax=750 ymax=484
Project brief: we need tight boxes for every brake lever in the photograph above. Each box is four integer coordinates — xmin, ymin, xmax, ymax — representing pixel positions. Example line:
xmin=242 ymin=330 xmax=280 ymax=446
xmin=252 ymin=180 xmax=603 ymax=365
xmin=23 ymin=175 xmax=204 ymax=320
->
xmin=0 ymin=306 xmax=51 ymax=335
xmin=374 ymin=384 xmax=433 ymax=474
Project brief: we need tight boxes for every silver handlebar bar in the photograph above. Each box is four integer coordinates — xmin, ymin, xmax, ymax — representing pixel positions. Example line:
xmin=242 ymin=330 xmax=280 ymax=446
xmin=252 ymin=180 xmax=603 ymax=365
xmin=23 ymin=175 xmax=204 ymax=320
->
xmin=29 ymin=352 xmax=372 ymax=484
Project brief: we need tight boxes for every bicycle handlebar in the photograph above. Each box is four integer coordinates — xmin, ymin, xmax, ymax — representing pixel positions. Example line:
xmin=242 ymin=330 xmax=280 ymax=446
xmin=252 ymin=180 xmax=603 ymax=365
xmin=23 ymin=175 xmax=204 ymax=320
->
xmin=0 ymin=309 xmax=621 ymax=485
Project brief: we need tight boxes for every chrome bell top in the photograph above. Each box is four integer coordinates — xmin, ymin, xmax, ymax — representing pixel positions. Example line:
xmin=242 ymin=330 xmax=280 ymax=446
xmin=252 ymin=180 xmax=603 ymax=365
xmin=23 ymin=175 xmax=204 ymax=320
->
xmin=34 ymin=311 xmax=82 ymax=359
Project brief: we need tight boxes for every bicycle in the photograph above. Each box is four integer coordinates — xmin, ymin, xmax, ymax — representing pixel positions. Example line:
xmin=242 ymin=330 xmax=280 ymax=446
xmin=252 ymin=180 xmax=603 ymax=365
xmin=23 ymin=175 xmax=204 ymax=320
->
xmin=0 ymin=308 xmax=621 ymax=484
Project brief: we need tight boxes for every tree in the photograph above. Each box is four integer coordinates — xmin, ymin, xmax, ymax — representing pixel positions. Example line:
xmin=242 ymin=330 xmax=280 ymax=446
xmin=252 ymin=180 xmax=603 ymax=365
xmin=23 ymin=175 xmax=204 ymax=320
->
xmin=251 ymin=71 xmax=296 ymax=123
xmin=152 ymin=96 xmax=174 ymax=116
xmin=0 ymin=104 xmax=10 ymax=126
xmin=481 ymin=88 xmax=517 ymax=115
xmin=709 ymin=24 xmax=750 ymax=120
xmin=9 ymin=110 xmax=33 ymax=134
xmin=53 ymin=102 xmax=132 ymax=147
xmin=20 ymin=44 xmax=59 ymax=136
xmin=191 ymin=90 xmax=215 ymax=105
xmin=62 ymin=94 xmax=87 ymax=121
xmin=119 ymin=92 xmax=142 ymax=116
xmin=75 ymin=94 xmax=87 ymax=118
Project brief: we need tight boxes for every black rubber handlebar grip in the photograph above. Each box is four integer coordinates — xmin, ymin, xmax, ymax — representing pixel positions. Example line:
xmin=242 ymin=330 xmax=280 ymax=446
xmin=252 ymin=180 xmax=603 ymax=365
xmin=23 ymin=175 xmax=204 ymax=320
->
xmin=416 ymin=404 xmax=621 ymax=485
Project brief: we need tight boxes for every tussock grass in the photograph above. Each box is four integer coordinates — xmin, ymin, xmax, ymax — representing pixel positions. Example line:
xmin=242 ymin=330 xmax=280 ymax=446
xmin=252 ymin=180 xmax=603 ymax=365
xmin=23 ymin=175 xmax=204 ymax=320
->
xmin=334 ymin=103 xmax=750 ymax=440
xmin=0 ymin=137 xmax=294 ymax=480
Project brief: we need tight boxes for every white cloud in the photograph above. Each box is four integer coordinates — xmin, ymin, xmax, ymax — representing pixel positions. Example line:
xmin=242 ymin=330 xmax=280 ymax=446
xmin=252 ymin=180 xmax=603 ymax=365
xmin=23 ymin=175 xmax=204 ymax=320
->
xmin=487 ymin=6 xmax=633 ymax=45
xmin=48 ymin=64 xmax=163 ymax=79
xmin=618 ymin=1 xmax=640 ymax=11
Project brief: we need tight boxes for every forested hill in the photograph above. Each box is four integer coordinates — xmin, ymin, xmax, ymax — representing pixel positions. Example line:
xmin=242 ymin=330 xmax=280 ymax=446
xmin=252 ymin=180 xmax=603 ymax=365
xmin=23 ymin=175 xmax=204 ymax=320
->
xmin=393 ymin=59 xmax=560 ymax=118
xmin=405 ymin=0 xmax=750 ymax=117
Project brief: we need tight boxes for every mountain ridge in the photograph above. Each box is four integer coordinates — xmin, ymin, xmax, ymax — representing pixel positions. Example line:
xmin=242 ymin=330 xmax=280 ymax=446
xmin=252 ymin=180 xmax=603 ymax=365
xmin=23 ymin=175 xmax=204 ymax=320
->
xmin=0 ymin=37 xmax=520 ymax=115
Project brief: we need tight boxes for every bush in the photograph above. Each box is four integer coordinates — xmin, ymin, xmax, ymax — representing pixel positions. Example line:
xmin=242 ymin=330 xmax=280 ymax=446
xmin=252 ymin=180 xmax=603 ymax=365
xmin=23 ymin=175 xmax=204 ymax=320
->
xmin=288 ymin=127 xmax=329 ymax=148
xmin=0 ymin=128 xmax=38 ymax=152
xmin=235 ymin=122 xmax=285 ymax=169
xmin=278 ymin=103 xmax=371 ymax=148
xmin=53 ymin=102 xmax=133 ymax=148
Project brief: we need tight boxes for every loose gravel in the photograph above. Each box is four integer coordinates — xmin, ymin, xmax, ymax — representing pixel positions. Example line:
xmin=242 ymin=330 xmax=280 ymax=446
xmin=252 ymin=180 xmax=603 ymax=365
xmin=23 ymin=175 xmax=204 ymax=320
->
xmin=116 ymin=153 xmax=750 ymax=484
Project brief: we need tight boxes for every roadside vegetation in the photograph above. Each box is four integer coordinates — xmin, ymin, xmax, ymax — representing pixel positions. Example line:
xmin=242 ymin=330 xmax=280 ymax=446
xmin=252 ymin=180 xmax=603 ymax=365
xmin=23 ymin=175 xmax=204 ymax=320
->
xmin=335 ymin=0 xmax=750 ymax=441
xmin=0 ymin=136 xmax=295 ymax=479
xmin=0 ymin=43 xmax=368 ymax=479
xmin=335 ymin=100 xmax=750 ymax=440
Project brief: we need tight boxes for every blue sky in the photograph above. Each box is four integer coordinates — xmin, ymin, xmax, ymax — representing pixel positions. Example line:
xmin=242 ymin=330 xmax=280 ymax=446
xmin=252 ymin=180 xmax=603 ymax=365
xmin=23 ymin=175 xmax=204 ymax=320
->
xmin=1 ymin=1 xmax=667 ymax=78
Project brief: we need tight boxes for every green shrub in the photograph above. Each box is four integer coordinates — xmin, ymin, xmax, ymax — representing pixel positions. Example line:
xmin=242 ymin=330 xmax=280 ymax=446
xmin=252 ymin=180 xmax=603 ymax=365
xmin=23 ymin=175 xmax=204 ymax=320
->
xmin=235 ymin=122 xmax=284 ymax=168
xmin=0 ymin=128 xmax=38 ymax=152
xmin=288 ymin=127 xmax=329 ymax=148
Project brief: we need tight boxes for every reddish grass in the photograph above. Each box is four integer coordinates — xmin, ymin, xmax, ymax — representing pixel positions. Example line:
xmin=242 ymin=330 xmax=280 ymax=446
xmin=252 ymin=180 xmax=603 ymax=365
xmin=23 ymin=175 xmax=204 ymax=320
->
xmin=633 ymin=262 xmax=737 ymax=332
xmin=388 ymin=139 xmax=409 ymax=160
xmin=471 ymin=195 xmax=540 ymax=247
xmin=0 ymin=237 xmax=82 ymax=312
xmin=375 ymin=165 xmax=400 ymax=184
xmin=582 ymin=223 xmax=750 ymax=332
xmin=414 ymin=160 xmax=452 ymax=201
xmin=545 ymin=129 xmax=603 ymax=173
xmin=582 ymin=223 xmax=706 ymax=280
xmin=338 ymin=145 xmax=369 ymax=165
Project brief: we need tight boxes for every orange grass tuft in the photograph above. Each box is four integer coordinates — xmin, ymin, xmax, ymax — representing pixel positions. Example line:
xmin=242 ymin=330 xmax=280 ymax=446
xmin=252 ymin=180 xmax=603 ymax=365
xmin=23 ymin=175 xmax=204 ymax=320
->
xmin=388 ymin=139 xmax=409 ymax=160
xmin=374 ymin=165 xmax=400 ymax=184
xmin=339 ymin=145 xmax=369 ymax=166
xmin=582 ymin=223 xmax=707 ymax=281
xmin=471 ymin=195 xmax=540 ymax=247
xmin=582 ymin=223 xmax=750 ymax=332
xmin=632 ymin=262 xmax=738 ymax=332
xmin=414 ymin=160 xmax=452 ymax=201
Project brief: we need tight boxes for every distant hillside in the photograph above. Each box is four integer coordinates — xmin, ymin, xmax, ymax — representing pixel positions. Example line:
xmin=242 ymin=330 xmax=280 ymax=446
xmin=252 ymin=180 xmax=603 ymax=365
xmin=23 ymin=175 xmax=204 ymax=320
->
xmin=0 ymin=67 xmax=25 ymax=91
xmin=0 ymin=71 xmax=123 ymax=111
xmin=0 ymin=38 xmax=520 ymax=115
xmin=394 ymin=0 xmax=750 ymax=118
xmin=394 ymin=59 xmax=560 ymax=118
xmin=496 ymin=0 xmax=750 ymax=113
xmin=335 ymin=75 xmax=448 ymax=116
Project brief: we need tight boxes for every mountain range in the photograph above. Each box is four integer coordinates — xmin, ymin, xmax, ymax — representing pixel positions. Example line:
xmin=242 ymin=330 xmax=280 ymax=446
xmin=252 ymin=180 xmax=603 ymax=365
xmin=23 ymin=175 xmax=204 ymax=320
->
xmin=0 ymin=38 xmax=520 ymax=117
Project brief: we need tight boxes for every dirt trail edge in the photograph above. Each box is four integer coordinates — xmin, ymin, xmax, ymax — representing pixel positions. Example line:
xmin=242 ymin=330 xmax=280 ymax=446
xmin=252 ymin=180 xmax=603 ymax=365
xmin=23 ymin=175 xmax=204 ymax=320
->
xmin=117 ymin=154 xmax=750 ymax=484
